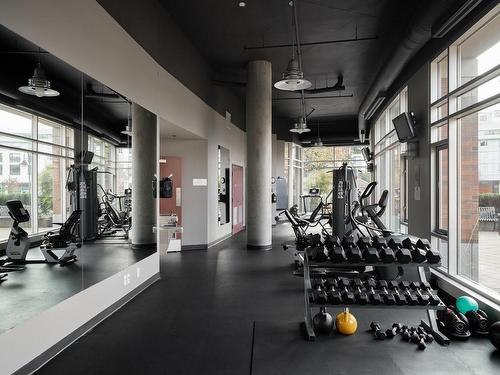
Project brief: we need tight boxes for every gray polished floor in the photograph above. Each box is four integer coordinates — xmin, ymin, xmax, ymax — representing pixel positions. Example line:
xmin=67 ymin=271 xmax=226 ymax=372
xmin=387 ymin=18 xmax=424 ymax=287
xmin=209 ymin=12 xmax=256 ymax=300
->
xmin=0 ymin=240 xmax=154 ymax=333
xmin=36 ymin=225 xmax=500 ymax=374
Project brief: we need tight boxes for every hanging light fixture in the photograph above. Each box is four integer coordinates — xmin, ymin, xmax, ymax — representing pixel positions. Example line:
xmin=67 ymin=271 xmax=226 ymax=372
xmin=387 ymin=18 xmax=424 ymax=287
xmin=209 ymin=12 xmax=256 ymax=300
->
xmin=289 ymin=116 xmax=310 ymax=134
xmin=274 ymin=0 xmax=311 ymax=91
xmin=274 ymin=58 xmax=311 ymax=91
xmin=313 ymin=122 xmax=323 ymax=147
xmin=18 ymin=61 xmax=59 ymax=98
xmin=121 ymin=101 xmax=132 ymax=136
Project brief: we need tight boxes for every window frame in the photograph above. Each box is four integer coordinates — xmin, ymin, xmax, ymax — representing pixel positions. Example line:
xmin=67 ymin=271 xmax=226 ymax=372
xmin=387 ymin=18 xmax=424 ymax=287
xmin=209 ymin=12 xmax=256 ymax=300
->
xmin=429 ymin=4 xmax=500 ymax=304
xmin=434 ymin=142 xmax=449 ymax=236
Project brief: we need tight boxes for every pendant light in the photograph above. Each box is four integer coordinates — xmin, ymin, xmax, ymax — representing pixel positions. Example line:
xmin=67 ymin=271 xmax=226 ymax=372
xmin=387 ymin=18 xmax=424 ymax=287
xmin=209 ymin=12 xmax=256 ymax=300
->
xmin=289 ymin=116 xmax=310 ymax=134
xmin=274 ymin=57 xmax=312 ymax=91
xmin=121 ymin=102 xmax=132 ymax=136
xmin=274 ymin=0 xmax=311 ymax=91
xmin=18 ymin=59 xmax=59 ymax=98
xmin=313 ymin=122 xmax=323 ymax=147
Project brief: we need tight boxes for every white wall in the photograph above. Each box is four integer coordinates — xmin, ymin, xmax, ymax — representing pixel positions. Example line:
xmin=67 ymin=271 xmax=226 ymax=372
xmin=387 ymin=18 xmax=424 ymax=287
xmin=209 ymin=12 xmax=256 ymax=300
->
xmin=160 ymin=136 xmax=209 ymax=247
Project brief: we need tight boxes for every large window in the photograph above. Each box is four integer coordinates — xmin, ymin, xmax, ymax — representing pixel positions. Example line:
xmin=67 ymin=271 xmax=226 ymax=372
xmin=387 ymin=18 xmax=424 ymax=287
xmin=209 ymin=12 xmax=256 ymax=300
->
xmin=116 ymin=147 xmax=132 ymax=194
xmin=88 ymin=135 xmax=116 ymax=196
xmin=0 ymin=105 xmax=74 ymax=240
xmin=372 ymin=88 xmax=408 ymax=233
xmin=301 ymin=146 xmax=370 ymax=212
xmin=430 ymin=5 xmax=500 ymax=299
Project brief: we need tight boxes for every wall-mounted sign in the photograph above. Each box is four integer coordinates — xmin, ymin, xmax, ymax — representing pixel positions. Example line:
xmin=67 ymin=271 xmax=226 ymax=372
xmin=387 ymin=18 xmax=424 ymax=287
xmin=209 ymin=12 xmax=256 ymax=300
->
xmin=193 ymin=178 xmax=207 ymax=186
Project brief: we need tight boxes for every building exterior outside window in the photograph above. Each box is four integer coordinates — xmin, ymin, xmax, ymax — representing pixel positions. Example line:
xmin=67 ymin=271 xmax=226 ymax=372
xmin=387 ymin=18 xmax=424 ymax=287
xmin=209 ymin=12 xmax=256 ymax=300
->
xmin=430 ymin=6 xmax=500 ymax=299
xmin=372 ymin=87 xmax=408 ymax=234
xmin=0 ymin=104 xmax=74 ymax=240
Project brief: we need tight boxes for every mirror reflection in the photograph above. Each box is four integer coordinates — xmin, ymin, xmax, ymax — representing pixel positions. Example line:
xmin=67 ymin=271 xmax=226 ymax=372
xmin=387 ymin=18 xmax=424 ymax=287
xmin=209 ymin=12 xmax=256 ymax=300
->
xmin=217 ymin=145 xmax=230 ymax=226
xmin=0 ymin=24 xmax=156 ymax=334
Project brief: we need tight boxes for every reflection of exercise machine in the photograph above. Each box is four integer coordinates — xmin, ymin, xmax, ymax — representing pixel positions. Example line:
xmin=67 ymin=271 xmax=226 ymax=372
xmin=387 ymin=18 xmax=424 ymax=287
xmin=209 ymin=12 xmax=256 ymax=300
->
xmin=98 ymin=186 xmax=132 ymax=239
xmin=4 ymin=200 xmax=79 ymax=265
xmin=66 ymin=151 xmax=99 ymax=241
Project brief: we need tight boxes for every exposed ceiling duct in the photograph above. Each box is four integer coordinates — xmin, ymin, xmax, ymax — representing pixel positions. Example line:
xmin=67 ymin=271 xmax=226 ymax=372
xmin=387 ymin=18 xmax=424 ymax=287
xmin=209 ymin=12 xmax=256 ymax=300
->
xmin=304 ymin=76 xmax=346 ymax=94
xmin=357 ymin=2 xmax=450 ymax=142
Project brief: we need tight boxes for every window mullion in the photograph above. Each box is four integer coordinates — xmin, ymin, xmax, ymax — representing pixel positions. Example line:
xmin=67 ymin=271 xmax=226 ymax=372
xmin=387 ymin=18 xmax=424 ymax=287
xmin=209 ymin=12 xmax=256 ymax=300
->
xmin=32 ymin=115 xmax=38 ymax=233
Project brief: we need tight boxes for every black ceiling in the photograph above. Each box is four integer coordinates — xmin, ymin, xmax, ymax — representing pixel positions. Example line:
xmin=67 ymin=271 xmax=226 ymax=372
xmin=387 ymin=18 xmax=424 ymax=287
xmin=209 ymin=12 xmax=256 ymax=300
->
xmin=0 ymin=25 xmax=129 ymax=144
xmin=160 ymin=0 xmax=427 ymax=123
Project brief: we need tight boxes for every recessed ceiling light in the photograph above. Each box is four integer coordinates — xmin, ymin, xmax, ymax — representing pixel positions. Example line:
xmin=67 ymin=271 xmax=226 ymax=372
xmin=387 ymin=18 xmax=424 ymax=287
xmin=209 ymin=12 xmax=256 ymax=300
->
xmin=239 ymin=1 xmax=246 ymax=7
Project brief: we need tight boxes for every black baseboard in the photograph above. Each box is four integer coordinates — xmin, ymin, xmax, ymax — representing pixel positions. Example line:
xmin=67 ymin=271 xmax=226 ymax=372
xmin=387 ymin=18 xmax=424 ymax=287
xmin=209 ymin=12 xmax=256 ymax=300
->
xmin=131 ymin=242 xmax=157 ymax=250
xmin=181 ymin=244 xmax=208 ymax=251
xmin=247 ymin=244 xmax=272 ymax=251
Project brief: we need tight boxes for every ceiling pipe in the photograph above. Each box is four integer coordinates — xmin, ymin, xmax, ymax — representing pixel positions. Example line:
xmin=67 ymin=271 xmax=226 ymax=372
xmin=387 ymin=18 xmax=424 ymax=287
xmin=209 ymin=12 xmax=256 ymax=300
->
xmin=357 ymin=2 xmax=447 ymax=141
xmin=273 ymin=93 xmax=353 ymax=101
xmin=304 ymin=76 xmax=346 ymax=94
xmin=244 ymin=35 xmax=378 ymax=50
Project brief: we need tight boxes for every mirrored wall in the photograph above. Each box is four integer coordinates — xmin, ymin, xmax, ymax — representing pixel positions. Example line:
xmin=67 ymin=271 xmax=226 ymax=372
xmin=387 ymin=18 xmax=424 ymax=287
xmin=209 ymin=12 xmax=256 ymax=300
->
xmin=0 ymin=24 xmax=157 ymax=333
xmin=217 ymin=145 xmax=230 ymax=226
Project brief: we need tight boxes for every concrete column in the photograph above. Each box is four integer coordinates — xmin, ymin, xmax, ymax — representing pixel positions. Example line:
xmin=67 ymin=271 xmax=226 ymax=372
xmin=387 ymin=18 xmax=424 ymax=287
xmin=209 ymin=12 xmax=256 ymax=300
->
xmin=131 ymin=103 xmax=157 ymax=249
xmin=246 ymin=60 xmax=272 ymax=250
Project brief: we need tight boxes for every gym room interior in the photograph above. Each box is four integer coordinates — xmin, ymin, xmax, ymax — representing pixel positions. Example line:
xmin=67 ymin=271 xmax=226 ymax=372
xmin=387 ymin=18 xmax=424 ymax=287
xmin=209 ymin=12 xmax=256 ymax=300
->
xmin=0 ymin=1 xmax=499 ymax=374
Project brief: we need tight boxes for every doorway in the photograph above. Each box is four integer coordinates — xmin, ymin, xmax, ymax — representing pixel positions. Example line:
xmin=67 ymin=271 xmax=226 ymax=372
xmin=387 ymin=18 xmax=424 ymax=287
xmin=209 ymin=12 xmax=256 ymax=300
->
xmin=232 ymin=164 xmax=244 ymax=234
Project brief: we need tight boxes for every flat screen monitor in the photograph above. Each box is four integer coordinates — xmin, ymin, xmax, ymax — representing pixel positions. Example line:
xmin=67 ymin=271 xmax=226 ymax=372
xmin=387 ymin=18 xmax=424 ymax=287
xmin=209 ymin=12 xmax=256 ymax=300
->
xmin=78 ymin=151 xmax=94 ymax=164
xmin=392 ymin=112 xmax=416 ymax=142
xmin=361 ymin=147 xmax=372 ymax=162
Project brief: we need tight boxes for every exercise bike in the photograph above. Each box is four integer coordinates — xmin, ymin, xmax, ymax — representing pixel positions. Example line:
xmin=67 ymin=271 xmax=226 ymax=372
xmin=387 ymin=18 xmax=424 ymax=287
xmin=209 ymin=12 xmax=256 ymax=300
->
xmin=3 ymin=200 xmax=80 ymax=266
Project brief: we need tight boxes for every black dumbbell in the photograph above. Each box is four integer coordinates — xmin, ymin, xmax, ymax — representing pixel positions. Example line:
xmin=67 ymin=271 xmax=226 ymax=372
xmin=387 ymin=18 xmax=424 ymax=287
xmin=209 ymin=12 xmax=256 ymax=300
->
xmin=417 ymin=337 xmax=427 ymax=350
xmin=366 ymin=279 xmax=383 ymax=305
xmin=388 ymin=281 xmax=407 ymax=305
xmin=387 ymin=237 xmax=412 ymax=264
xmin=378 ymin=280 xmax=396 ymax=305
xmin=357 ymin=237 xmax=380 ymax=263
xmin=306 ymin=245 xmax=328 ymax=262
xmin=420 ymin=282 xmax=441 ymax=306
xmin=402 ymin=237 xmax=427 ymax=263
xmin=326 ymin=235 xmax=347 ymax=263
xmin=342 ymin=235 xmax=363 ymax=263
xmin=399 ymin=281 xmax=419 ymax=305
xmin=370 ymin=322 xmax=386 ymax=340
xmin=416 ymin=238 xmax=441 ymax=264
xmin=418 ymin=281 xmax=441 ymax=305
xmin=392 ymin=323 xmax=403 ymax=333
xmin=386 ymin=327 xmax=397 ymax=338
xmin=410 ymin=281 xmax=430 ymax=305
xmin=353 ymin=278 xmax=369 ymax=305
xmin=324 ymin=279 xmax=343 ymax=305
xmin=313 ymin=283 xmax=329 ymax=304
xmin=372 ymin=236 xmax=396 ymax=263
xmin=338 ymin=278 xmax=355 ymax=304
xmin=402 ymin=328 xmax=411 ymax=341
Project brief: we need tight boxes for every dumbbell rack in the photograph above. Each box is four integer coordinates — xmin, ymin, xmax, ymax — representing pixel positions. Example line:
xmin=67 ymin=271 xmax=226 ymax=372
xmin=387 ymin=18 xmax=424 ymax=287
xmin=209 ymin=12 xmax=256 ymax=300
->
xmin=302 ymin=252 xmax=450 ymax=345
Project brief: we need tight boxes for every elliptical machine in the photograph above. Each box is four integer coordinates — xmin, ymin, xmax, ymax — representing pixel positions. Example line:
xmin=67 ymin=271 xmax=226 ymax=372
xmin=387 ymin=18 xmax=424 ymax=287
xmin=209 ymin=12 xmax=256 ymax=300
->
xmin=4 ymin=200 xmax=79 ymax=265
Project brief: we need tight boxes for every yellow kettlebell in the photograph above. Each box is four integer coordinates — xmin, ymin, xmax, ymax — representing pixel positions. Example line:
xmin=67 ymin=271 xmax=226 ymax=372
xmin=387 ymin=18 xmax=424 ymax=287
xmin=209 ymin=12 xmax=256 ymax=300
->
xmin=335 ymin=308 xmax=358 ymax=335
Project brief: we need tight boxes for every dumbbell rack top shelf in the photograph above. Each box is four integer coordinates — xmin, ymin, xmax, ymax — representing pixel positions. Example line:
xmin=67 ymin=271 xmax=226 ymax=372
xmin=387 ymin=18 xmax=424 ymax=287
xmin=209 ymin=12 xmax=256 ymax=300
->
xmin=303 ymin=251 xmax=450 ymax=345
xmin=307 ymin=261 xmax=442 ymax=268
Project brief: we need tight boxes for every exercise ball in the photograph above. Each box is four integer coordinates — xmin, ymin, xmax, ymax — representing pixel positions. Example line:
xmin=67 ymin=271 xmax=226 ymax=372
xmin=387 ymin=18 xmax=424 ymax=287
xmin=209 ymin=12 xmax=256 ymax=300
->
xmin=335 ymin=308 xmax=358 ymax=335
xmin=313 ymin=307 xmax=334 ymax=334
xmin=456 ymin=296 xmax=479 ymax=314
xmin=489 ymin=321 xmax=500 ymax=350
